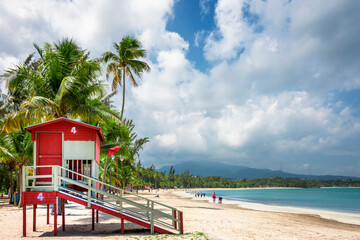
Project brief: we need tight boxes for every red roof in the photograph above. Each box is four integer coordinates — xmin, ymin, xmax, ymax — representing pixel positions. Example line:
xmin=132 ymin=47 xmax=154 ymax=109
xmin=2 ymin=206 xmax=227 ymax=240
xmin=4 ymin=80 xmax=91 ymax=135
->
xmin=25 ymin=117 xmax=105 ymax=142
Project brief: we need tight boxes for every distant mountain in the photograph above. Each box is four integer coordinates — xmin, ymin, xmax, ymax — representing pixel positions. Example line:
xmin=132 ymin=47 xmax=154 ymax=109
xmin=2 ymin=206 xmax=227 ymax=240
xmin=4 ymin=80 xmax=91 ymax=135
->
xmin=158 ymin=161 xmax=359 ymax=180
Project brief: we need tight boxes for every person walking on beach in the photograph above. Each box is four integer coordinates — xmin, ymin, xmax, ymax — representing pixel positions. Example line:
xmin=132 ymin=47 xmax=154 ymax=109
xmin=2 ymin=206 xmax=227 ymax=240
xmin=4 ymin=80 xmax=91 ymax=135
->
xmin=212 ymin=192 xmax=216 ymax=203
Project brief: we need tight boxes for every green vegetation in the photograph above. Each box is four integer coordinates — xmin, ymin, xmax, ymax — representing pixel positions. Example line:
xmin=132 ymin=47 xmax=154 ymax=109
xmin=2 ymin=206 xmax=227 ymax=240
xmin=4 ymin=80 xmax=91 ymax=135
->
xmin=136 ymin=167 xmax=360 ymax=189
xmin=0 ymin=131 xmax=32 ymax=202
xmin=0 ymin=164 xmax=10 ymax=197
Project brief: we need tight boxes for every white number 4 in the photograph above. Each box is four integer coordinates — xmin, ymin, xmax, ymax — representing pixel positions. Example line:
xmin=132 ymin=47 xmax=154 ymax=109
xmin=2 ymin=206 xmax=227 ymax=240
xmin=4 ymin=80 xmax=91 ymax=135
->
xmin=37 ymin=193 xmax=44 ymax=201
xmin=71 ymin=127 xmax=77 ymax=134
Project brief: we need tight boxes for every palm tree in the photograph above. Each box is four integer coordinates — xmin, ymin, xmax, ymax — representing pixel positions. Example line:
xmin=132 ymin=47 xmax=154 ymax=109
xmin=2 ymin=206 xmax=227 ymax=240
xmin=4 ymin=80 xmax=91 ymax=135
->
xmin=98 ymin=118 xmax=149 ymax=190
xmin=0 ymin=133 xmax=16 ymax=202
xmin=0 ymin=53 xmax=39 ymax=130
xmin=2 ymin=38 xmax=121 ymax=133
xmin=0 ymin=130 xmax=32 ymax=204
xmin=102 ymin=36 xmax=150 ymax=119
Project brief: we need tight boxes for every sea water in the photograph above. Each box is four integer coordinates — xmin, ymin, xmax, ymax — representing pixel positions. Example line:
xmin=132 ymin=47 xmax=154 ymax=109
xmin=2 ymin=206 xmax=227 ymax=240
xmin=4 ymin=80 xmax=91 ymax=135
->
xmin=198 ymin=188 xmax=360 ymax=214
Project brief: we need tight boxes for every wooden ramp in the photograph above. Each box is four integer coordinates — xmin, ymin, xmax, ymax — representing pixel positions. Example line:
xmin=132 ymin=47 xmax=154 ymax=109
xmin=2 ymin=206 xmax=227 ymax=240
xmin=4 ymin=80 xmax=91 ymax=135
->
xmin=57 ymin=191 xmax=175 ymax=234
xmin=22 ymin=165 xmax=183 ymax=237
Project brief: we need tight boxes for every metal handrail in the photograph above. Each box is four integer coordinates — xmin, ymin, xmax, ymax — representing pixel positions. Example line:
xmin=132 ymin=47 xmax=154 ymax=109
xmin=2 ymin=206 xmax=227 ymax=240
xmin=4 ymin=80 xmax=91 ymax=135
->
xmin=23 ymin=165 xmax=183 ymax=234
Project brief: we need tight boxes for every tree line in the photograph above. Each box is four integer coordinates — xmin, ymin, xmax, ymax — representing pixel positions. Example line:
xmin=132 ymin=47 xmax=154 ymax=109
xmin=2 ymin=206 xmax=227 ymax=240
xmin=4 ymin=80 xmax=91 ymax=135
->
xmin=135 ymin=167 xmax=360 ymax=189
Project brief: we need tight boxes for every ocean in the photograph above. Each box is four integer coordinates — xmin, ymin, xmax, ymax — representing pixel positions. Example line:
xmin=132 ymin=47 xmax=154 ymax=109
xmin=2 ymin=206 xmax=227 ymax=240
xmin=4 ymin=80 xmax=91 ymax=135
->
xmin=196 ymin=188 xmax=360 ymax=214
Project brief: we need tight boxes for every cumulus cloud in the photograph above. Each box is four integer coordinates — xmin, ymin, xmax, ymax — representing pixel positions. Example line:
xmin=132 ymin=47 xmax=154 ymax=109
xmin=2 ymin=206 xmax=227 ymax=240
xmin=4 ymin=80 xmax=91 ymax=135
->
xmin=0 ymin=0 xmax=176 ymax=59
xmin=203 ymin=0 xmax=360 ymax=93
xmin=133 ymin=77 xmax=360 ymax=173
xmin=204 ymin=0 xmax=250 ymax=61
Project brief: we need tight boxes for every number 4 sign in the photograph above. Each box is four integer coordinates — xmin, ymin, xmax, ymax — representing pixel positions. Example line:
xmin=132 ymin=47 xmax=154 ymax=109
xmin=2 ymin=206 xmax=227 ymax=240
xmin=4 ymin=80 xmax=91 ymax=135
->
xmin=71 ymin=127 xmax=77 ymax=134
xmin=37 ymin=193 xmax=44 ymax=201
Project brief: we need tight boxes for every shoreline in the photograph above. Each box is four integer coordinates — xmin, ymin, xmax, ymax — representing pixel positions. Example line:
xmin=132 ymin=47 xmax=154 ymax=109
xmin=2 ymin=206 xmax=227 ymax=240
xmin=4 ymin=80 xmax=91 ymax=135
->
xmin=173 ymin=189 xmax=360 ymax=226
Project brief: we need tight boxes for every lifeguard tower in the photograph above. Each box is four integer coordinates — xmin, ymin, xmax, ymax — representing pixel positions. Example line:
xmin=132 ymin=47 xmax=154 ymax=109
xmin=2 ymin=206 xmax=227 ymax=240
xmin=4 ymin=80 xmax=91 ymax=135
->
xmin=22 ymin=118 xmax=183 ymax=237
xmin=25 ymin=117 xmax=103 ymax=188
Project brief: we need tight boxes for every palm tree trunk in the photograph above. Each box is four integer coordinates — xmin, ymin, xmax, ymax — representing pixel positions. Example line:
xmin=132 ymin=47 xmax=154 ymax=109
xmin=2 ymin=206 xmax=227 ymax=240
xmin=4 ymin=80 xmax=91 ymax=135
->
xmin=109 ymin=156 xmax=113 ymax=186
xmin=120 ymin=70 xmax=126 ymax=119
xmin=101 ymin=155 xmax=111 ymax=192
xmin=8 ymin=169 xmax=13 ymax=203
xmin=15 ymin=168 xmax=19 ymax=205
xmin=18 ymin=166 xmax=23 ymax=207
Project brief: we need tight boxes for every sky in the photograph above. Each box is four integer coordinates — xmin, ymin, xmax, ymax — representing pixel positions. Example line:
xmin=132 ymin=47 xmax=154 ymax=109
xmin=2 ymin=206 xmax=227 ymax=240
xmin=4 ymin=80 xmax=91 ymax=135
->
xmin=1 ymin=0 xmax=360 ymax=177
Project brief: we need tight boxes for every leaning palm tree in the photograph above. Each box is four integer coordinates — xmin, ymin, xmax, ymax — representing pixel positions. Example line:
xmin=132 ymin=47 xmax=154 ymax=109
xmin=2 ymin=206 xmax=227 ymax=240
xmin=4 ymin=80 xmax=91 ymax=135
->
xmin=102 ymin=36 xmax=150 ymax=119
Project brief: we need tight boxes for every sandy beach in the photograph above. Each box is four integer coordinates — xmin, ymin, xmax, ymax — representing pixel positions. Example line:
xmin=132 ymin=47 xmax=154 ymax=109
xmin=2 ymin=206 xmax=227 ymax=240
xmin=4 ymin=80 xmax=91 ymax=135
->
xmin=0 ymin=190 xmax=360 ymax=240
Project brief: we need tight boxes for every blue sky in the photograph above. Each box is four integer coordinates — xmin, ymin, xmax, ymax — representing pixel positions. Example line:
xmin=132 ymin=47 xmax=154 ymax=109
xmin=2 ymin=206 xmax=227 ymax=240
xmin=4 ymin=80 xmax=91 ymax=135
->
xmin=166 ymin=0 xmax=216 ymax=72
xmin=1 ymin=0 xmax=360 ymax=177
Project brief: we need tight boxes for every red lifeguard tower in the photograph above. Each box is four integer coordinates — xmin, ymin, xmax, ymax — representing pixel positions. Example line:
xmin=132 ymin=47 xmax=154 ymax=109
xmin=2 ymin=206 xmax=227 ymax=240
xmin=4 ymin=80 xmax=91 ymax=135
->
xmin=25 ymin=117 xmax=103 ymax=188
xmin=22 ymin=118 xmax=183 ymax=237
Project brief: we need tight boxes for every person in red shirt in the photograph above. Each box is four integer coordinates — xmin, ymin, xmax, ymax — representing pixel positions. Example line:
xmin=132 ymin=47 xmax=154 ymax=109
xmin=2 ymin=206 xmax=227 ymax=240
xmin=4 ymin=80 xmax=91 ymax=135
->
xmin=212 ymin=192 xmax=216 ymax=203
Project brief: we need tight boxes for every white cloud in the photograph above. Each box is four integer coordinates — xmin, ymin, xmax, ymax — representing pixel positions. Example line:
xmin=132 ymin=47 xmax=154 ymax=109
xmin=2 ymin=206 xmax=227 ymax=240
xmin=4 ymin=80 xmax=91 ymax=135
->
xmin=154 ymin=133 xmax=177 ymax=147
xmin=200 ymin=0 xmax=212 ymax=15
xmin=0 ymin=53 xmax=19 ymax=75
xmin=0 ymin=0 xmax=177 ymax=59
xmin=204 ymin=0 xmax=250 ymax=61
xmin=140 ymin=30 xmax=189 ymax=54
xmin=203 ymin=0 xmax=360 ymax=93
xmin=194 ymin=30 xmax=206 ymax=48
xmin=0 ymin=53 xmax=22 ymax=93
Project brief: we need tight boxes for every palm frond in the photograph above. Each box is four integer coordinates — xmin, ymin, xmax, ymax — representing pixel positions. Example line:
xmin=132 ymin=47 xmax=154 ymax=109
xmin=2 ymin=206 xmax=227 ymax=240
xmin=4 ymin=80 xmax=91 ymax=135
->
xmin=22 ymin=96 xmax=56 ymax=110
xmin=102 ymin=51 xmax=119 ymax=63
xmin=1 ymin=108 xmax=48 ymax=133
xmin=0 ymin=145 xmax=15 ymax=158
xmin=106 ymin=62 xmax=122 ymax=90
xmin=71 ymin=103 xmax=122 ymax=124
xmin=33 ymin=43 xmax=43 ymax=58
xmin=101 ymin=90 xmax=118 ymax=108
xmin=125 ymin=67 xmax=138 ymax=86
